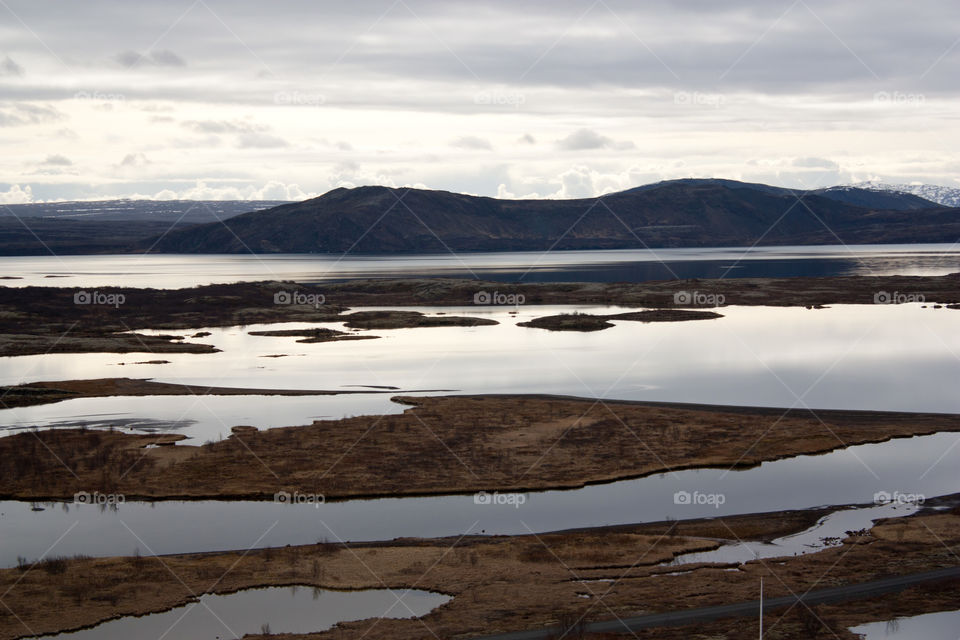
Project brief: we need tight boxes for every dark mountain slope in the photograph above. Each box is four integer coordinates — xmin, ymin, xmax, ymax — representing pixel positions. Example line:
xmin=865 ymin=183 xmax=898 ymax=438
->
xmin=147 ymin=180 xmax=959 ymax=254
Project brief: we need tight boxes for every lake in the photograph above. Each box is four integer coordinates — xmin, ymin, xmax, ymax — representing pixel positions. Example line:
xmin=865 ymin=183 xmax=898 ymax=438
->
xmin=1 ymin=245 xmax=959 ymax=637
xmin=0 ymin=243 xmax=958 ymax=288
xmin=4 ymin=304 xmax=959 ymax=446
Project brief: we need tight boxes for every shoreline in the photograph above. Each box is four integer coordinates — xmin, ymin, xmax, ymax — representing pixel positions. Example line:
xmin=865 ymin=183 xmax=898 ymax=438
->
xmin=0 ymin=377 xmax=455 ymax=410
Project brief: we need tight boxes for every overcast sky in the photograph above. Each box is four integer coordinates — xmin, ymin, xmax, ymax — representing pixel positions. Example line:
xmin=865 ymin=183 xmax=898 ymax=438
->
xmin=1 ymin=0 xmax=959 ymax=202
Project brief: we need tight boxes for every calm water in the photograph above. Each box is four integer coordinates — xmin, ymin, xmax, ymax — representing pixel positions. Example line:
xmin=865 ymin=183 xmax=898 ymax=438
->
xmin=1 ymin=304 xmax=958 ymax=444
xmin=2 ymin=431 xmax=956 ymax=566
xmin=849 ymin=609 xmax=960 ymax=638
xmin=0 ymin=244 xmax=958 ymax=287
xmin=0 ymin=394 xmax=411 ymax=442
xmin=669 ymin=502 xmax=921 ymax=566
xmin=33 ymin=586 xmax=450 ymax=640
xmin=4 ymin=305 xmax=960 ymax=429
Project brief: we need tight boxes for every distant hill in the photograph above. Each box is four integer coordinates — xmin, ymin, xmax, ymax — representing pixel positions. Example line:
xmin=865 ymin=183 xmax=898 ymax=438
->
xmin=847 ymin=181 xmax=960 ymax=208
xmin=0 ymin=199 xmax=290 ymax=223
xmin=147 ymin=179 xmax=957 ymax=254
xmin=0 ymin=200 xmax=290 ymax=255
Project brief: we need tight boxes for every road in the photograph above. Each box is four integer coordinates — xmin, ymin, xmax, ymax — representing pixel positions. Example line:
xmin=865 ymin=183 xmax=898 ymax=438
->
xmin=470 ymin=565 xmax=960 ymax=639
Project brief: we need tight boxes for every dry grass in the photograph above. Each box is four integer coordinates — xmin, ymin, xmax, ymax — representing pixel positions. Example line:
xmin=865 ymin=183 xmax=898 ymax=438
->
xmin=0 ymin=377 xmax=380 ymax=409
xmin=3 ymin=394 xmax=959 ymax=501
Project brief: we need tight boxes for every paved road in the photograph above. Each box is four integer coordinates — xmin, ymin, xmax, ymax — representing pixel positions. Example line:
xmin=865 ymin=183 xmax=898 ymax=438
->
xmin=471 ymin=566 xmax=960 ymax=640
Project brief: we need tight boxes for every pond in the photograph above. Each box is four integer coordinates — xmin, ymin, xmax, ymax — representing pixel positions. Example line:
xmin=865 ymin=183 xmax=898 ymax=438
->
xmin=30 ymin=586 xmax=451 ymax=640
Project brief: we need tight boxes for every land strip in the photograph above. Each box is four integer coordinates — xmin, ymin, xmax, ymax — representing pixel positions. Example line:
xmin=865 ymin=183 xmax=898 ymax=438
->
xmin=2 ymin=394 xmax=959 ymax=501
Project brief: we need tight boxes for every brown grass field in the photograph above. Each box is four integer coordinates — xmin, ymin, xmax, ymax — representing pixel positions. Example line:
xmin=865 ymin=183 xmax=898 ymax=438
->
xmin=2 ymin=394 xmax=960 ymax=501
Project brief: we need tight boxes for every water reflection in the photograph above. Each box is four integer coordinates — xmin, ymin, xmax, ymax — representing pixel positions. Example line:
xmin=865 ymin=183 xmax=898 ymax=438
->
xmin=668 ymin=502 xmax=920 ymax=566
xmin=849 ymin=609 xmax=960 ymax=638
xmin=0 ymin=393 xmax=410 ymax=443
xmin=32 ymin=586 xmax=451 ymax=640
xmin=4 ymin=304 xmax=958 ymax=414
xmin=1 ymin=244 xmax=958 ymax=288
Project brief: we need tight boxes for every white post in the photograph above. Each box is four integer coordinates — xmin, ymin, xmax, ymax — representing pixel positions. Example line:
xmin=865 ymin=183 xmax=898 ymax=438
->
xmin=759 ymin=577 xmax=763 ymax=639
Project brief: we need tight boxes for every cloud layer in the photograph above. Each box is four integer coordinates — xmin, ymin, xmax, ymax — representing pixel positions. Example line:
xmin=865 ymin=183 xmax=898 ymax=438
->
xmin=1 ymin=0 xmax=959 ymax=201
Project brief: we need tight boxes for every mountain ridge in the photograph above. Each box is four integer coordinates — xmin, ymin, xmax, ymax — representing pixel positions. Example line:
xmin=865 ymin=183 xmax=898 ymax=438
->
xmin=148 ymin=179 xmax=958 ymax=254
xmin=848 ymin=181 xmax=960 ymax=208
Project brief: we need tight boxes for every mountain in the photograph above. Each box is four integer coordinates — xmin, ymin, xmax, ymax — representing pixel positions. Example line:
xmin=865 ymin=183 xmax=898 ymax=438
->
xmin=0 ymin=200 xmax=290 ymax=255
xmin=623 ymin=179 xmax=940 ymax=210
xmin=0 ymin=199 xmax=290 ymax=222
xmin=148 ymin=179 xmax=958 ymax=254
xmin=847 ymin=181 xmax=960 ymax=208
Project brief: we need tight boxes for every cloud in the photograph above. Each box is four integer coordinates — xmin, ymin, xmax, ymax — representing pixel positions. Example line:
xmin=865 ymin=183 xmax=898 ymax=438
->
xmin=0 ymin=103 xmax=63 ymax=127
xmin=553 ymin=165 xmax=596 ymax=198
xmin=149 ymin=180 xmax=313 ymax=201
xmin=149 ymin=50 xmax=187 ymax=67
xmin=792 ymin=156 xmax=839 ymax=170
xmin=236 ymin=132 xmax=288 ymax=148
xmin=0 ymin=184 xmax=33 ymax=204
xmin=115 ymin=49 xmax=186 ymax=68
xmin=181 ymin=120 xmax=265 ymax=134
xmin=3 ymin=1 xmax=960 ymax=200
xmin=119 ymin=153 xmax=150 ymax=168
xmin=452 ymin=135 xmax=493 ymax=150
xmin=557 ymin=128 xmax=634 ymax=151
xmin=40 ymin=154 xmax=72 ymax=166
xmin=0 ymin=56 xmax=23 ymax=77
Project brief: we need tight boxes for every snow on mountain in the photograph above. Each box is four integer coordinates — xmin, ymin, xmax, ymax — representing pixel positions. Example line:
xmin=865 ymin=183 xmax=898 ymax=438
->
xmin=848 ymin=181 xmax=960 ymax=208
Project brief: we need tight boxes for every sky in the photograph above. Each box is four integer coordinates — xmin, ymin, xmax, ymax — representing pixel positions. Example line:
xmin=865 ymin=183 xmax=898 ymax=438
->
xmin=1 ymin=0 xmax=959 ymax=203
